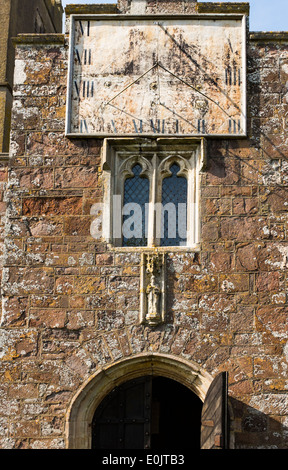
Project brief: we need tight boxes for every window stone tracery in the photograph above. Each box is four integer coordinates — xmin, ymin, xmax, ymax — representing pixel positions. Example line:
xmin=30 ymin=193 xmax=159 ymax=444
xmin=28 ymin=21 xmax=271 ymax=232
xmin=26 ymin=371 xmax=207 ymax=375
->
xmin=100 ymin=138 xmax=205 ymax=250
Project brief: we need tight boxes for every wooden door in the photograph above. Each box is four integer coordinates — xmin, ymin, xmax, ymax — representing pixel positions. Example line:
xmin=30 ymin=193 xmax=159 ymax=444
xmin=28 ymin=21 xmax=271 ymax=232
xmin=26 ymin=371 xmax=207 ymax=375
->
xmin=92 ymin=374 xmax=205 ymax=450
xmin=92 ymin=376 xmax=152 ymax=449
xmin=200 ymin=372 xmax=229 ymax=449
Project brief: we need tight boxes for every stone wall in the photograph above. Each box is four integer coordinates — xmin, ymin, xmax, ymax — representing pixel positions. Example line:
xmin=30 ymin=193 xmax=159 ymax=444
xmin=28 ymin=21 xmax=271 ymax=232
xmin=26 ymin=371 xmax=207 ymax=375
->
xmin=0 ymin=0 xmax=63 ymax=153
xmin=0 ymin=2 xmax=288 ymax=449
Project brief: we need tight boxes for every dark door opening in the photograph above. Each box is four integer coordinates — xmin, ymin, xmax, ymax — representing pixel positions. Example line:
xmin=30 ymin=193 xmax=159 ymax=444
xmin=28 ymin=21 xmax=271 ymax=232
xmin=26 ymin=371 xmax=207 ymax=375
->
xmin=92 ymin=375 xmax=202 ymax=449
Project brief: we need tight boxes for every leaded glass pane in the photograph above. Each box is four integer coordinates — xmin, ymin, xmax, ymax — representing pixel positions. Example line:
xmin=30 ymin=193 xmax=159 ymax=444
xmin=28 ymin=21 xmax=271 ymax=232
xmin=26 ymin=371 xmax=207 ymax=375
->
xmin=161 ymin=163 xmax=187 ymax=246
xmin=123 ymin=164 xmax=149 ymax=246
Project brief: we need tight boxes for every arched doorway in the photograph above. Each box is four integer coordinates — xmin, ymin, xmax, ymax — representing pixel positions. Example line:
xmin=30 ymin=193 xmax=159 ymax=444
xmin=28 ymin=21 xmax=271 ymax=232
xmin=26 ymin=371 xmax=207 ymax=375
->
xmin=65 ymin=353 xmax=215 ymax=449
xmin=92 ymin=375 xmax=202 ymax=449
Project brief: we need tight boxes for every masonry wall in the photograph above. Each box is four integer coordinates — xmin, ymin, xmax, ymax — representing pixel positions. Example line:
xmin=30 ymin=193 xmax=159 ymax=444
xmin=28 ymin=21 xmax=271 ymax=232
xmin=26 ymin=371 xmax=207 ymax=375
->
xmin=0 ymin=0 xmax=63 ymax=153
xmin=0 ymin=2 xmax=288 ymax=449
xmin=0 ymin=1 xmax=63 ymax=280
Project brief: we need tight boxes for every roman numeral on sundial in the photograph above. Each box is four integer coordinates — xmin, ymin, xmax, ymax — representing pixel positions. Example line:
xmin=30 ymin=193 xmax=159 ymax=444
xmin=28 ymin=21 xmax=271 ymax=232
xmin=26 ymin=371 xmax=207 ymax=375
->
xmin=80 ymin=119 xmax=89 ymax=133
xmin=198 ymin=119 xmax=206 ymax=133
xmin=74 ymin=80 xmax=79 ymax=97
xmin=229 ymin=119 xmax=241 ymax=134
xmin=133 ymin=119 xmax=143 ymax=133
xmin=84 ymin=49 xmax=91 ymax=65
xmin=75 ymin=48 xmax=92 ymax=65
xmin=78 ymin=20 xmax=90 ymax=36
xmin=75 ymin=48 xmax=81 ymax=64
xmin=111 ymin=120 xmax=117 ymax=133
xmin=74 ymin=80 xmax=94 ymax=98
xmin=225 ymin=67 xmax=241 ymax=86
xmin=150 ymin=119 xmax=166 ymax=133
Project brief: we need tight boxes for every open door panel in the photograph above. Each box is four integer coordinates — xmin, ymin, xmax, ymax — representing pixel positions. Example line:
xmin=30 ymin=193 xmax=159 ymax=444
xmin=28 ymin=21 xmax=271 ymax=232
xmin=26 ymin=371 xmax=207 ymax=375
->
xmin=201 ymin=372 xmax=229 ymax=449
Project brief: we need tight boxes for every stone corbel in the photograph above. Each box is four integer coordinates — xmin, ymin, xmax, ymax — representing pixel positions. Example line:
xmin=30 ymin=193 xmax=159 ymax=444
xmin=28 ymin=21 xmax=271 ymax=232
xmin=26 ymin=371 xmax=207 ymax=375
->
xmin=140 ymin=252 xmax=166 ymax=327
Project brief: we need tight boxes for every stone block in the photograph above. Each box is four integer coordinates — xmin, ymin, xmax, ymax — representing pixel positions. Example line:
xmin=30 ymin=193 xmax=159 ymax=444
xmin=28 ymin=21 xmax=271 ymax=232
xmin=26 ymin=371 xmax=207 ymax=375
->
xmin=54 ymin=167 xmax=98 ymax=189
xmin=23 ymin=197 xmax=83 ymax=216
xmin=2 ymin=267 xmax=54 ymax=295
xmin=63 ymin=217 xmax=91 ymax=236
xmin=29 ymin=309 xmax=66 ymax=328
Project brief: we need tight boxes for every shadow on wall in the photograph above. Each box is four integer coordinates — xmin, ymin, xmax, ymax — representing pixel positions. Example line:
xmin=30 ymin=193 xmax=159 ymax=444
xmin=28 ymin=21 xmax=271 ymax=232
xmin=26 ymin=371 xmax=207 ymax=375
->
xmin=206 ymin=41 xmax=288 ymax=207
xmin=230 ymin=398 xmax=288 ymax=449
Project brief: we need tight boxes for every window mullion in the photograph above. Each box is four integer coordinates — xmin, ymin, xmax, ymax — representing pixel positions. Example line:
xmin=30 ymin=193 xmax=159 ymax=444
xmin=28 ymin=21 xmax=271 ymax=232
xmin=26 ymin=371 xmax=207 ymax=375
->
xmin=147 ymin=153 xmax=158 ymax=247
xmin=186 ymin=164 xmax=194 ymax=248
xmin=193 ymin=152 xmax=200 ymax=246
xmin=186 ymin=153 xmax=197 ymax=247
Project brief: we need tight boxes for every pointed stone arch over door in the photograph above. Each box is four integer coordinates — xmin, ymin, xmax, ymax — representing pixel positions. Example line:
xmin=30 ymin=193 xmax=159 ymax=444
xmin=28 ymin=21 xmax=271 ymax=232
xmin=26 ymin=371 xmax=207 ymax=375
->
xmin=91 ymin=375 xmax=203 ymax=449
xmin=65 ymin=353 xmax=229 ymax=449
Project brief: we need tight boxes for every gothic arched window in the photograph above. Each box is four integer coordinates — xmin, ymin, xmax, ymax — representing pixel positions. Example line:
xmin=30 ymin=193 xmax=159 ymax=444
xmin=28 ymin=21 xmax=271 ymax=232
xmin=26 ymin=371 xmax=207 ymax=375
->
xmin=160 ymin=163 xmax=187 ymax=247
xmin=123 ymin=164 xmax=150 ymax=246
xmin=99 ymin=140 xmax=203 ymax=250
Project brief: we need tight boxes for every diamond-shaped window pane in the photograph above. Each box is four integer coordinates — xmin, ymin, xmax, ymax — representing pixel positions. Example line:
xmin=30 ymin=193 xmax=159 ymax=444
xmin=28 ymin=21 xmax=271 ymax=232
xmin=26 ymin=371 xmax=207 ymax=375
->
xmin=161 ymin=163 xmax=187 ymax=246
xmin=123 ymin=164 xmax=149 ymax=246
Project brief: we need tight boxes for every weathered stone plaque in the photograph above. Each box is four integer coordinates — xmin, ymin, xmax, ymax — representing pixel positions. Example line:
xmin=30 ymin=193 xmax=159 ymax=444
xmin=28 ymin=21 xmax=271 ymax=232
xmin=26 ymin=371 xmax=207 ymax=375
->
xmin=66 ymin=14 xmax=247 ymax=137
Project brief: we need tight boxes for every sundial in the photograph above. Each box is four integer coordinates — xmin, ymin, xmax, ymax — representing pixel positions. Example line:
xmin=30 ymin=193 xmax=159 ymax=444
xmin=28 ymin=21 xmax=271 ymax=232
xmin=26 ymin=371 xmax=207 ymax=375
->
xmin=66 ymin=14 xmax=247 ymax=137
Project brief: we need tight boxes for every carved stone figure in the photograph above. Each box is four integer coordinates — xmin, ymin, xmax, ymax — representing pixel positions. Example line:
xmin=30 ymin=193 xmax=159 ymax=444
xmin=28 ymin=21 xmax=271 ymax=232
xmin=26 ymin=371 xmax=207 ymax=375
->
xmin=146 ymin=274 xmax=161 ymax=325
xmin=140 ymin=252 xmax=166 ymax=326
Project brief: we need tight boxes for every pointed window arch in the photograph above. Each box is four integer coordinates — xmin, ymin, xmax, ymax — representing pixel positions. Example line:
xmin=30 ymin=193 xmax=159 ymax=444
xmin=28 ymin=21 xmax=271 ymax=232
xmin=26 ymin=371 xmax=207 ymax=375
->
xmin=100 ymin=139 xmax=205 ymax=249
xmin=123 ymin=163 xmax=150 ymax=246
xmin=160 ymin=162 xmax=188 ymax=246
